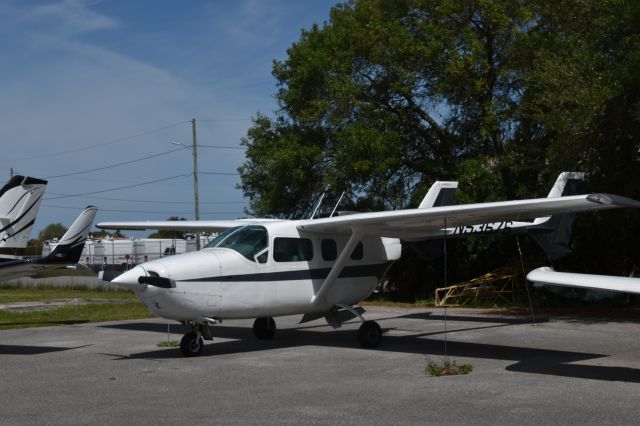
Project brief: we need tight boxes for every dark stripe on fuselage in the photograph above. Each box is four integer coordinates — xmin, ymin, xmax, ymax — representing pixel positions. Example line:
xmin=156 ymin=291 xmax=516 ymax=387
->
xmin=182 ymin=262 xmax=392 ymax=283
xmin=7 ymin=190 xmax=31 ymax=216
xmin=0 ymin=193 xmax=43 ymax=234
xmin=4 ymin=219 xmax=35 ymax=240
xmin=45 ymin=237 xmax=87 ymax=264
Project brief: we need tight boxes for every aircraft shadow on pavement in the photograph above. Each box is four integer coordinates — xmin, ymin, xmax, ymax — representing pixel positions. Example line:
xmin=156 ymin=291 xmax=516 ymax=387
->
xmin=0 ymin=344 xmax=91 ymax=355
xmin=100 ymin=320 xmax=640 ymax=383
xmin=392 ymin=311 xmax=546 ymax=324
xmin=99 ymin=322 xmax=191 ymax=334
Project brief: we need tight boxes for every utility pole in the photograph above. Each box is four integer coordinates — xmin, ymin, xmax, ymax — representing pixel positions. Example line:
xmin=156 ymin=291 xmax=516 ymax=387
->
xmin=191 ymin=118 xmax=201 ymax=250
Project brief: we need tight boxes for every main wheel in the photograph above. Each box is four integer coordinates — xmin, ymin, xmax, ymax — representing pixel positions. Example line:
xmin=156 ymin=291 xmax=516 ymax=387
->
xmin=358 ymin=320 xmax=382 ymax=348
xmin=180 ymin=332 xmax=204 ymax=356
xmin=253 ymin=317 xmax=276 ymax=340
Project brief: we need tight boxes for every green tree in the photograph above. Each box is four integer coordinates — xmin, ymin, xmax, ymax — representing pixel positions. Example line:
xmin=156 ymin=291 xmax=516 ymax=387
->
xmin=239 ymin=0 xmax=640 ymax=279
xmin=147 ymin=217 xmax=187 ymax=239
xmin=37 ymin=223 xmax=67 ymax=241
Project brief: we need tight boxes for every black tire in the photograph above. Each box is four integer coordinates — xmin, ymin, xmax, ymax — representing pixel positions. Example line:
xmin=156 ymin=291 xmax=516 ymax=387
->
xmin=180 ymin=332 xmax=204 ymax=357
xmin=253 ymin=317 xmax=276 ymax=340
xmin=358 ymin=321 xmax=382 ymax=348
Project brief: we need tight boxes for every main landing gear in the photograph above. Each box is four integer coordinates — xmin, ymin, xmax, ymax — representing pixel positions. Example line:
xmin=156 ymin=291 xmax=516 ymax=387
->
xmin=325 ymin=305 xmax=383 ymax=348
xmin=358 ymin=320 xmax=382 ymax=348
xmin=253 ymin=317 xmax=276 ymax=339
xmin=178 ymin=312 xmax=381 ymax=356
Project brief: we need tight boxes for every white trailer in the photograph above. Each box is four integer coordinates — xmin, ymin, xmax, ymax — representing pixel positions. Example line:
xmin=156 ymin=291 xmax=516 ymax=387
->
xmin=44 ymin=235 xmax=216 ymax=271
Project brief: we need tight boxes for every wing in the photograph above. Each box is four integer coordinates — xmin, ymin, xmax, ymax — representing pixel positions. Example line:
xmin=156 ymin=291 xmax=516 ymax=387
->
xmin=528 ymin=267 xmax=640 ymax=294
xmin=96 ymin=218 xmax=284 ymax=233
xmin=297 ymin=193 xmax=640 ymax=238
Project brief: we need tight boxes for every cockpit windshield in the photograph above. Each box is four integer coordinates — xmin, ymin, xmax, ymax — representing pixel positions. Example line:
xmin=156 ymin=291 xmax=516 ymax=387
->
xmin=204 ymin=225 xmax=268 ymax=262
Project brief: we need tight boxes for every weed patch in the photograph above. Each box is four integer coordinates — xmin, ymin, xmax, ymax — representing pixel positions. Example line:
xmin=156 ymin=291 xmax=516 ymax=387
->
xmin=425 ymin=356 xmax=473 ymax=377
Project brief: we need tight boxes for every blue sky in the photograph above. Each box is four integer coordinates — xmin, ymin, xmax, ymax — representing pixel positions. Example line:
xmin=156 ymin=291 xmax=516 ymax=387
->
xmin=0 ymin=0 xmax=341 ymax=237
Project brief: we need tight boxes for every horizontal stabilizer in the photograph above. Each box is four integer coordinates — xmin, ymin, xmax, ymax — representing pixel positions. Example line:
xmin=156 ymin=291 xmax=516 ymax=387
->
xmin=527 ymin=267 xmax=640 ymax=294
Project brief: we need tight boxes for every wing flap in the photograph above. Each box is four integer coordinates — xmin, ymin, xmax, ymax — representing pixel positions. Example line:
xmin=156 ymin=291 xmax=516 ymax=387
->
xmin=97 ymin=219 xmax=283 ymax=233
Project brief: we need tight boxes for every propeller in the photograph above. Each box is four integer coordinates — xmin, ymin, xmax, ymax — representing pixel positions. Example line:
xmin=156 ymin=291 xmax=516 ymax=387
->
xmin=138 ymin=275 xmax=174 ymax=288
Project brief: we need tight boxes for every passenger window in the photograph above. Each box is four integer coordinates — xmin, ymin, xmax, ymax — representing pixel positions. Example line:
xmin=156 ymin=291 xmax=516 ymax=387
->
xmin=274 ymin=238 xmax=313 ymax=262
xmin=350 ymin=242 xmax=363 ymax=260
xmin=321 ymin=239 xmax=337 ymax=261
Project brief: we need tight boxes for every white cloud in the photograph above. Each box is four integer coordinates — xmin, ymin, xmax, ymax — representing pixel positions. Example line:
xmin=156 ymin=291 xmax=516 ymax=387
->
xmin=0 ymin=0 xmax=339 ymax=233
xmin=22 ymin=0 xmax=119 ymax=36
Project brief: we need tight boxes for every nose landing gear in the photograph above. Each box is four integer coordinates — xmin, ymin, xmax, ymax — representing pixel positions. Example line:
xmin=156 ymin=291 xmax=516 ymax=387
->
xmin=180 ymin=332 xmax=204 ymax=356
xmin=180 ymin=321 xmax=214 ymax=356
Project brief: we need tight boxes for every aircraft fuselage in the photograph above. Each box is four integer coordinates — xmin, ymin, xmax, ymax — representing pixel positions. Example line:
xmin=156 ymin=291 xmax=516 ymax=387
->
xmin=114 ymin=222 xmax=401 ymax=323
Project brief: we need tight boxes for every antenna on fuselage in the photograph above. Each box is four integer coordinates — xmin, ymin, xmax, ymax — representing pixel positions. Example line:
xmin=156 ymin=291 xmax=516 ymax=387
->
xmin=329 ymin=191 xmax=346 ymax=218
xmin=309 ymin=192 xmax=326 ymax=219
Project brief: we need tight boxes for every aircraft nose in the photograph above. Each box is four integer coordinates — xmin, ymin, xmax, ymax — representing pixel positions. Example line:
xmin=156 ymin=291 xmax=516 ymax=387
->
xmin=111 ymin=265 xmax=147 ymax=290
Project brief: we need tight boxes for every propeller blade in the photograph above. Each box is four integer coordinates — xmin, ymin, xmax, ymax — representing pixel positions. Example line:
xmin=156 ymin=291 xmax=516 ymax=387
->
xmin=138 ymin=276 xmax=174 ymax=288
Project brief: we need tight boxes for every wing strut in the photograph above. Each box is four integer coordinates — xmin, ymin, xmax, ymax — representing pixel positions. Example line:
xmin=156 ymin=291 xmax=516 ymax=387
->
xmin=311 ymin=229 xmax=362 ymax=306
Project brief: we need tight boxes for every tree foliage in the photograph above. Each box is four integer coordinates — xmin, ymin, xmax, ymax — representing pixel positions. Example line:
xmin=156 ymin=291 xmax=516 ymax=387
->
xmin=37 ymin=223 xmax=67 ymax=241
xmin=239 ymin=0 xmax=640 ymax=284
xmin=147 ymin=217 xmax=187 ymax=239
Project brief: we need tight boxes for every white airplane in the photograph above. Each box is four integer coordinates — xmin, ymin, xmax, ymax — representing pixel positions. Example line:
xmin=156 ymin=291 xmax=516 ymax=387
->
xmin=98 ymin=174 xmax=640 ymax=356
xmin=0 ymin=175 xmax=48 ymax=263
xmin=0 ymin=206 xmax=98 ymax=281
xmin=527 ymin=267 xmax=640 ymax=294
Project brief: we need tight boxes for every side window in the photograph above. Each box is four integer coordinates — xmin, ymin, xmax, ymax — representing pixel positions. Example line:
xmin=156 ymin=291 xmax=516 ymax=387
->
xmin=274 ymin=238 xmax=313 ymax=262
xmin=321 ymin=239 xmax=337 ymax=261
xmin=350 ymin=242 xmax=363 ymax=260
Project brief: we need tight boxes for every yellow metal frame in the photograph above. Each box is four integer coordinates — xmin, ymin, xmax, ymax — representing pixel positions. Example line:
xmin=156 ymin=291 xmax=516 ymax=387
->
xmin=435 ymin=267 xmax=523 ymax=307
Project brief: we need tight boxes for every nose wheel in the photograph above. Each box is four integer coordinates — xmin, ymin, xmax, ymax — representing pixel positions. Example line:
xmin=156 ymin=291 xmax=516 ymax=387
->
xmin=180 ymin=332 xmax=204 ymax=356
xmin=253 ymin=317 xmax=276 ymax=339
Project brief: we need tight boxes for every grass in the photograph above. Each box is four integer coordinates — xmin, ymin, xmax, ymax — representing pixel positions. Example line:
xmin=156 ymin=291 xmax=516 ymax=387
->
xmin=425 ymin=356 xmax=473 ymax=377
xmin=0 ymin=302 xmax=153 ymax=330
xmin=156 ymin=340 xmax=180 ymax=347
xmin=362 ymin=297 xmax=436 ymax=308
xmin=0 ymin=285 xmax=153 ymax=330
xmin=0 ymin=287 xmax=138 ymax=303
xmin=33 ymin=267 xmax=97 ymax=279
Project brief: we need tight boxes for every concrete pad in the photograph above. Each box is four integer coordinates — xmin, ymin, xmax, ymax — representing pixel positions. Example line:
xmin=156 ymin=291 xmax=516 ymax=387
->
xmin=0 ymin=307 xmax=639 ymax=425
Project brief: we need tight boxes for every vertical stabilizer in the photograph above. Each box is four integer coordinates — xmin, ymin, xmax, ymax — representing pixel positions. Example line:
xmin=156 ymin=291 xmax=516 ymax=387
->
xmin=419 ymin=181 xmax=458 ymax=208
xmin=0 ymin=176 xmax=48 ymax=260
xmin=529 ymin=172 xmax=585 ymax=260
xmin=46 ymin=206 xmax=98 ymax=264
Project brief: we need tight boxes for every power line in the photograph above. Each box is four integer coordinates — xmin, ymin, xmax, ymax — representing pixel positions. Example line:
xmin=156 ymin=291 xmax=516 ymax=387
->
xmin=198 ymin=144 xmax=246 ymax=150
xmin=44 ymin=193 xmax=246 ymax=205
xmin=1 ymin=121 xmax=188 ymax=163
xmin=46 ymin=174 xmax=190 ymax=200
xmin=198 ymin=118 xmax=252 ymax=122
xmin=44 ymin=147 xmax=185 ymax=179
xmin=199 ymin=171 xmax=239 ymax=176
